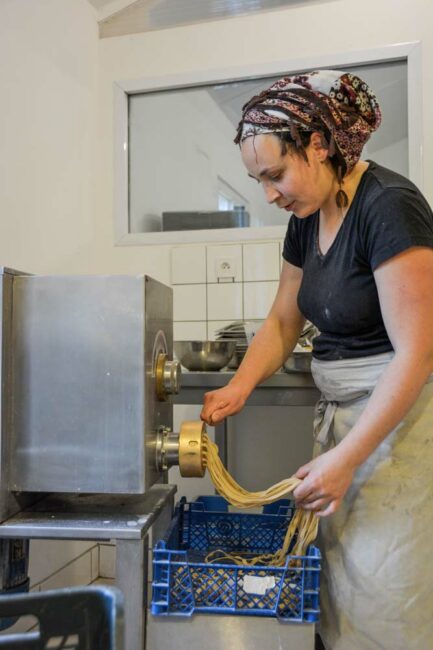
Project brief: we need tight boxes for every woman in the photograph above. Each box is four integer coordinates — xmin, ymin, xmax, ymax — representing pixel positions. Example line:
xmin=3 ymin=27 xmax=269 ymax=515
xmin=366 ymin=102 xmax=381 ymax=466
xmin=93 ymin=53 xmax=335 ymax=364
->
xmin=200 ymin=70 xmax=433 ymax=649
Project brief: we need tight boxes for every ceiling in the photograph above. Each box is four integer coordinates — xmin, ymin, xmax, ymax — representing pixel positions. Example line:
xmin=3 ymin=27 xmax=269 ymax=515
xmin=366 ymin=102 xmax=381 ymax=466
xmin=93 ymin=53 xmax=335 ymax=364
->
xmin=87 ymin=0 xmax=307 ymax=38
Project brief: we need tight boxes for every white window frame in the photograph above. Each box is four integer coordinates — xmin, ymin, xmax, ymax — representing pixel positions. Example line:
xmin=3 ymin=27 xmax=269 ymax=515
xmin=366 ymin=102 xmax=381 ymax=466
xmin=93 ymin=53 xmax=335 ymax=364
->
xmin=217 ymin=177 xmax=249 ymax=213
xmin=114 ymin=41 xmax=422 ymax=246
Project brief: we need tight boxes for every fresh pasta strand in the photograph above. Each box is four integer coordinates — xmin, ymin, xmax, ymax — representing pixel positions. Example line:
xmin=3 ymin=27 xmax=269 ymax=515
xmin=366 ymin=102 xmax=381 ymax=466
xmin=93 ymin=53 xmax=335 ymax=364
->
xmin=203 ymin=433 xmax=319 ymax=566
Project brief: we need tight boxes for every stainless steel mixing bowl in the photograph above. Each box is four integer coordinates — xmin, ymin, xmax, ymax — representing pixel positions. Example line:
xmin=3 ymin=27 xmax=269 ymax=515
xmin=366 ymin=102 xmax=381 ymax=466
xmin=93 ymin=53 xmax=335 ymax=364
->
xmin=174 ymin=340 xmax=236 ymax=371
xmin=282 ymin=351 xmax=312 ymax=373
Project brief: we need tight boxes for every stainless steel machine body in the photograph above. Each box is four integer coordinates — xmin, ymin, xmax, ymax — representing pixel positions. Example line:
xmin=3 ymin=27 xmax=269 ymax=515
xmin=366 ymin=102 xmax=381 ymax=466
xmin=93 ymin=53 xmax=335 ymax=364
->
xmin=0 ymin=267 xmax=182 ymax=649
xmin=8 ymin=272 xmax=178 ymax=495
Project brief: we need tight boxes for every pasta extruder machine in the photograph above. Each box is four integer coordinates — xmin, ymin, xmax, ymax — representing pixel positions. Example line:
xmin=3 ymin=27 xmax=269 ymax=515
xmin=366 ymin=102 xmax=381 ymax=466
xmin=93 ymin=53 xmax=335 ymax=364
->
xmin=0 ymin=267 xmax=205 ymax=649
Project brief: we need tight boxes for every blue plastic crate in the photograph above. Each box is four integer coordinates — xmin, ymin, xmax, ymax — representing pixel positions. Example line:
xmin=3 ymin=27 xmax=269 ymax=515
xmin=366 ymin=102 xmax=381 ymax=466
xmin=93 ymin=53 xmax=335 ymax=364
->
xmin=151 ymin=496 xmax=320 ymax=622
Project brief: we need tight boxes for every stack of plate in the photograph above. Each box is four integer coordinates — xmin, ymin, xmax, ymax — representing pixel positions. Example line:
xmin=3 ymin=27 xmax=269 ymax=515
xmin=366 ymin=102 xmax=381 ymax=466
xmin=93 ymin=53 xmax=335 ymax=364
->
xmin=283 ymin=321 xmax=319 ymax=373
xmin=214 ymin=322 xmax=248 ymax=368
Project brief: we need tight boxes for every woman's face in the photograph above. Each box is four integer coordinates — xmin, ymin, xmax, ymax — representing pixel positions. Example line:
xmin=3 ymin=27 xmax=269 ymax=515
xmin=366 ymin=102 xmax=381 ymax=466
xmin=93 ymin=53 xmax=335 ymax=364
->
xmin=240 ymin=133 xmax=332 ymax=218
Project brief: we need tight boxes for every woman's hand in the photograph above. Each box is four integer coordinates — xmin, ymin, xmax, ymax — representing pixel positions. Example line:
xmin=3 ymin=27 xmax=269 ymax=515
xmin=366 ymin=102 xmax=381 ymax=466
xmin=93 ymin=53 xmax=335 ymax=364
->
xmin=200 ymin=383 xmax=248 ymax=425
xmin=293 ymin=448 xmax=356 ymax=517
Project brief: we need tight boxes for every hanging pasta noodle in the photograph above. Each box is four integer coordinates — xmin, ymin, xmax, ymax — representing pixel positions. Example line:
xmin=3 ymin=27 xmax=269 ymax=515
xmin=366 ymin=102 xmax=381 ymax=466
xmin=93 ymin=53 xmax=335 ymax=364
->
xmin=203 ymin=433 xmax=319 ymax=566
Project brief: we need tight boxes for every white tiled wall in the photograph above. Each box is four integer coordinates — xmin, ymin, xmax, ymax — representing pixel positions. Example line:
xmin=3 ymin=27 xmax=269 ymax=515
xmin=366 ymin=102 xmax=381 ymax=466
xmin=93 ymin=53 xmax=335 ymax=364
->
xmin=171 ymin=241 xmax=283 ymax=342
xmin=207 ymin=320 xmax=243 ymax=340
xmin=244 ymin=281 xmax=279 ymax=320
xmin=0 ymin=540 xmax=99 ymax=637
xmin=207 ymin=283 xmax=243 ymax=321
xmin=173 ymin=284 xmax=207 ymax=321
xmin=206 ymin=245 xmax=243 ymax=283
xmin=243 ymin=242 xmax=280 ymax=281
xmin=174 ymin=321 xmax=207 ymax=341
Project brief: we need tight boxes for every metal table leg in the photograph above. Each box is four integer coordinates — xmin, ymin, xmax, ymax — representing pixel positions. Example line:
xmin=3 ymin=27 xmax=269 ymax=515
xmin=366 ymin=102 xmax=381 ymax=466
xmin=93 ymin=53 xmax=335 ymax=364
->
xmin=0 ymin=487 xmax=177 ymax=650
xmin=116 ymin=537 xmax=148 ymax=650
xmin=150 ymin=492 xmax=174 ymax=545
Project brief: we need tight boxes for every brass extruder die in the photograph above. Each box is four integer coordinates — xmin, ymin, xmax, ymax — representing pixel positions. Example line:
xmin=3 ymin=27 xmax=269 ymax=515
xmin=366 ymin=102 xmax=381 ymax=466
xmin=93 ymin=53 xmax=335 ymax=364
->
xmin=155 ymin=420 xmax=207 ymax=478
xmin=178 ymin=420 xmax=207 ymax=477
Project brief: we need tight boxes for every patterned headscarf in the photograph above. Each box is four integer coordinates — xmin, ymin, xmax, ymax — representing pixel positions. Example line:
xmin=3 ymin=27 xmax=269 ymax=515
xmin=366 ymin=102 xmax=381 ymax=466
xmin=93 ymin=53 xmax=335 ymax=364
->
xmin=235 ymin=70 xmax=381 ymax=175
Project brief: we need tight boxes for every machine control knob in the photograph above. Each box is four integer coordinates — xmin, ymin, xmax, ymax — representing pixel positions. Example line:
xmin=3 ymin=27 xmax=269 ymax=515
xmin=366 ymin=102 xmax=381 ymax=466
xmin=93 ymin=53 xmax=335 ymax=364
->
xmin=155 ymin=353 xmax=181 ymax=400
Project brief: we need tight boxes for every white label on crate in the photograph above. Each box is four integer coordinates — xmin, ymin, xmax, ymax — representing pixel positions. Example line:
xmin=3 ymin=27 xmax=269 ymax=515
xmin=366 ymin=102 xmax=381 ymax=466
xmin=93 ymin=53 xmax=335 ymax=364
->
xmin=243 ymin=575 xmax=276 ymax=595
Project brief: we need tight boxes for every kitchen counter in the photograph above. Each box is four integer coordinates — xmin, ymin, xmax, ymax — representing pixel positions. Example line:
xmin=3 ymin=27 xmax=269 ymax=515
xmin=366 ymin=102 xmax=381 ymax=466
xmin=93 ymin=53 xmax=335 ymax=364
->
xmin=174 ymin=370 xmax=319 ymax=407
xmin=173 ymin=371 xmax=319 ymax=466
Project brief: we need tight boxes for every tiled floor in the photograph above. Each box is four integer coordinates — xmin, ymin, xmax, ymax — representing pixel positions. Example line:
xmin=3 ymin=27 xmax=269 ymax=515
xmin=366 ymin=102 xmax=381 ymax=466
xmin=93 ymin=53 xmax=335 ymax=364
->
xmin=91 ymin=576 xmax=115 ymax=586
xmin=0 ymin=542 xmax=99 ymax=637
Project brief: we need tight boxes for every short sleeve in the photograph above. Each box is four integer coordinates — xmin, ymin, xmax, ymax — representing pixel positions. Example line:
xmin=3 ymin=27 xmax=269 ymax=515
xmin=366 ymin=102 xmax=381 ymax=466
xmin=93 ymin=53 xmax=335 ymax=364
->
xmin=361 ymin=188 xmax=433 ymax=270
xmin=282 ymin=215 xmax=304 ymax=268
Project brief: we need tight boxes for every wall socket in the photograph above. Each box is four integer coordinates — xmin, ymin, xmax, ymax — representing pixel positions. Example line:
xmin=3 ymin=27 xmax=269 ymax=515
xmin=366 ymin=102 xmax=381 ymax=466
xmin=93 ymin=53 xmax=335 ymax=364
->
xmin=215 ymin=257 xmax=236 ymax=282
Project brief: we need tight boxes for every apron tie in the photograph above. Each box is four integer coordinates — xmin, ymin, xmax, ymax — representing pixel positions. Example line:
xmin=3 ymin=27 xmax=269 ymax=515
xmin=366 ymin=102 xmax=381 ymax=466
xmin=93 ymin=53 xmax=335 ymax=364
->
xmin=313 ymin=397 xmax=338 ymax=447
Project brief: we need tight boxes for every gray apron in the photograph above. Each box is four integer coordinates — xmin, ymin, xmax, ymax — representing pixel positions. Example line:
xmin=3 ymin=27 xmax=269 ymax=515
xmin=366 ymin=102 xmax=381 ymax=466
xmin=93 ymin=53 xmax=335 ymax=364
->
xmin=311 ymin=352 xmax=433 ymax=650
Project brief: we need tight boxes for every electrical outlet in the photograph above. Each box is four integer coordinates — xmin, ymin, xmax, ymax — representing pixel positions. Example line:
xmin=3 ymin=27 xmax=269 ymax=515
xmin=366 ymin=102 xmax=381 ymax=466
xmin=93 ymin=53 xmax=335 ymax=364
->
xmin=215 ymin=257 xmax=236 ymax=281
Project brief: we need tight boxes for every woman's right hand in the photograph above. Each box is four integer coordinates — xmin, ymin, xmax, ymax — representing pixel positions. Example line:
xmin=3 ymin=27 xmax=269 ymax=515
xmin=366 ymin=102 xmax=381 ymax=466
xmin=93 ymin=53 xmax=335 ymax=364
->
xmin=200 ymin=382 xmax=248 ymax=425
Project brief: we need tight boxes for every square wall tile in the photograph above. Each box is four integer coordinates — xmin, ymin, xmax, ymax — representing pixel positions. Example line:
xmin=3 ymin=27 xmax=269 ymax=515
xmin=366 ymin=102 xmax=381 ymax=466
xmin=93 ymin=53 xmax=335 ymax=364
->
xmin=207 ymin=245 xmax=242 ymax=283
xmin=244 ymin=281 xmax=279 ymax=319
xmin=173 ymin=284 xmax=206 ymax=321
xmin=207 ymin=283 xmax=243 ymax=321
xmin=29 ymin=540 xmax=95 ymax=587
xmin=39 ymin=550 xmax=92 ymax=591
xmin=174 ymin=321 xmax=207 ymax=341
xmin=207 ymin=320 xmax=243 ymax=340
xmin=243 ymin=242 xmax=280 ymax=281
xmin=171 ymin=246 xmax=206 ymax=284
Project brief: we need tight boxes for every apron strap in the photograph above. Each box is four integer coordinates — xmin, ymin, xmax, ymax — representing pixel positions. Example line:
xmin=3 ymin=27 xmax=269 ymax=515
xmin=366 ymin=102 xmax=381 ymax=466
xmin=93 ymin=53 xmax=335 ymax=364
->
xmin=313 ymin=397 xmax=338 ymax=446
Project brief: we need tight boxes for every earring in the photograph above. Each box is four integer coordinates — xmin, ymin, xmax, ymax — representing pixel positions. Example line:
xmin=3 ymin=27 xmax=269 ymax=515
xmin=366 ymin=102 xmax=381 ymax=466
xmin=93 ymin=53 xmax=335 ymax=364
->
xmin=335 ymin=166 xmax=349 ymax=208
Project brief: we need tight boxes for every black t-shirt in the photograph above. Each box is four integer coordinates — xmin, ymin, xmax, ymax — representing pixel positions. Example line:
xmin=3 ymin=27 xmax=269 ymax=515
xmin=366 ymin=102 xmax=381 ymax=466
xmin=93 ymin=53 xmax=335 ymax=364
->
xmin=282 ymin=161 xmax=433 ymax=361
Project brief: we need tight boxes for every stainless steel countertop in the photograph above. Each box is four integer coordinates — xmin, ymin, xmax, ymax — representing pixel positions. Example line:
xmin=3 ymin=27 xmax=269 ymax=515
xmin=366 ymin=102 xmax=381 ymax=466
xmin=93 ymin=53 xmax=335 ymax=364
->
xmin=174 ymin=370 xmax=319 ymax=407
xmin=0 ymin=484 xmax=177 ymax=540
xmin=179 ymin=369 xmax=316 ymax=387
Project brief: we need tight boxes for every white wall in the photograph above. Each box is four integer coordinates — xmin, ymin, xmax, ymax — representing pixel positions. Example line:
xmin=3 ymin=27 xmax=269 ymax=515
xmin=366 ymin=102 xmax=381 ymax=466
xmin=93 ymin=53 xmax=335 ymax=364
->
xmin=0 ymin=0 xmax=100 ymax=275
xmin=0 ymin=2 xmax=102 ymax=631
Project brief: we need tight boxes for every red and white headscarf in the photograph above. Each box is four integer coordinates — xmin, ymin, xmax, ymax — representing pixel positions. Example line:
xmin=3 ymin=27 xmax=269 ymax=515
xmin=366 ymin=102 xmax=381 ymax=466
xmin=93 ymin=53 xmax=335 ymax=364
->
xmin=235 ymin=70 xmax=382 ymax=175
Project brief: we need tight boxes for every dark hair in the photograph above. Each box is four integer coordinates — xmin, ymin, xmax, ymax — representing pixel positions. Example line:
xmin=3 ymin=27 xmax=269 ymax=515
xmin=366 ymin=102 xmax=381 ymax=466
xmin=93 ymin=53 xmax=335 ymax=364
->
xmin=277 ymin=130 xmax=312 ymax=156
xmin=275 ymin=130 xmax=349 ymax=208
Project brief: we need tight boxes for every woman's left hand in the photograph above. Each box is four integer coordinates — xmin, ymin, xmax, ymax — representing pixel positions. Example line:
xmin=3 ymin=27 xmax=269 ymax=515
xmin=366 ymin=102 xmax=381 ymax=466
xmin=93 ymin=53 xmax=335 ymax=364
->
xmin=292 ymin=448 xmax=356 ymax=517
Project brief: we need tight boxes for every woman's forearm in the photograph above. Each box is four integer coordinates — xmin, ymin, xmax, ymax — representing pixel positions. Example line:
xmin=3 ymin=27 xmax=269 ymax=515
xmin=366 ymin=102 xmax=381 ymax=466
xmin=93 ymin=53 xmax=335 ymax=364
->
xmin=201 ymin=263 xmax=305 ymax=425
xmin=337 ymin=350 xmax=433 ymax=468
xmin=228 ymin=316 xmax=304 ymax=398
